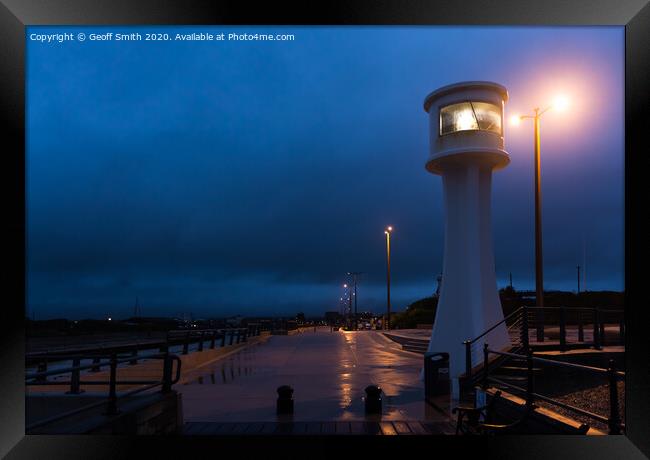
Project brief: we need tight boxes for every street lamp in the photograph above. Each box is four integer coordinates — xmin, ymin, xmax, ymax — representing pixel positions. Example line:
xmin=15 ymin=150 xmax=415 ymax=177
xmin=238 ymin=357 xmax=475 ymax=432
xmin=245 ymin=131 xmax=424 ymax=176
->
xmin=347 ymin=272 xmax=362 ymax=331
xmin=343 ymin=284 xmax=352 ymax=328
xmin=384 ymin=226 xmax=393 ymax=330
xmin=512 ymin=95 xmax=569 ymax=342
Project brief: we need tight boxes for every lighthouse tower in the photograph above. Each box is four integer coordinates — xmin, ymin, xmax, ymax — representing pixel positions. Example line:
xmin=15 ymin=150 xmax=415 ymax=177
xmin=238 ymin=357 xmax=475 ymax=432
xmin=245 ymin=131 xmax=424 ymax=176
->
xmin=423 ymin=81 xmax=512 ymax=397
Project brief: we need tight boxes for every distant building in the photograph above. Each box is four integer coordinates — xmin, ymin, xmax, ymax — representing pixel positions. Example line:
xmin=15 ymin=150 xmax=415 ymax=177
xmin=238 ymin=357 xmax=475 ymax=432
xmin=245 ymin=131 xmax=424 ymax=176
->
xmin=324 ymin=311 xmax=342 ymax=325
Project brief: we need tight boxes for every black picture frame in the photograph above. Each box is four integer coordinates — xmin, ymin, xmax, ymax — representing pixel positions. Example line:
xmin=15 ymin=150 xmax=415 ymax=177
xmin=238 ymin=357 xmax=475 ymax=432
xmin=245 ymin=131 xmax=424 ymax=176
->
xmin=1 ymin=1 xmax=648 ymax=458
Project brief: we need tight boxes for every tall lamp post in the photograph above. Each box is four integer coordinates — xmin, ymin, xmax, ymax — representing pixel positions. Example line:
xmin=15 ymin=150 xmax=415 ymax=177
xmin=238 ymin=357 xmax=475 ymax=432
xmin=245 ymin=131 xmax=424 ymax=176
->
xmin=384 ymin=226 xmax=393 ymax=330
xmin=512 ymin=95 xmax=568 ymax=342
xmin=347 ymin=272 xmax=362 ymax=331
xmin=343 ymin=284 xmax=351 ymax=328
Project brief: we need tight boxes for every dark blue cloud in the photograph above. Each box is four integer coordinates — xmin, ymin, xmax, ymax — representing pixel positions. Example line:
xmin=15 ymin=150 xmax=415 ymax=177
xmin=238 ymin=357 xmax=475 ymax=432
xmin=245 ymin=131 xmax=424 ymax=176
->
xmin=26 ymin=26 xmax=624 ymax=319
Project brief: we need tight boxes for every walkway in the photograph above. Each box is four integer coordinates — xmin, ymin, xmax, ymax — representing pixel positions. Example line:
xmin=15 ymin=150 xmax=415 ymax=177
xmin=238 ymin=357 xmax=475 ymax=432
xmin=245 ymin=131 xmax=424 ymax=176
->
xmin=178 ymin=327 xmax=453 ymax=426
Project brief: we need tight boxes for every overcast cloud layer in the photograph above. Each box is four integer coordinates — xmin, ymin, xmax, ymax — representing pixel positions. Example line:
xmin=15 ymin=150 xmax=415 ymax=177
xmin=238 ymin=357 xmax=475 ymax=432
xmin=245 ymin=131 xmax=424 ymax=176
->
xmin=26 ymin=26 xmax=624 ymax=319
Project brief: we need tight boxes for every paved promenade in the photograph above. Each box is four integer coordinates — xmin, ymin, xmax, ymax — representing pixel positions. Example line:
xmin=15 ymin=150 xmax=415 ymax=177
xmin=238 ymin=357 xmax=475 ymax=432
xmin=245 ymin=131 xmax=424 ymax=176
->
xmin=179 ymin=327 xmax=452 ymax=424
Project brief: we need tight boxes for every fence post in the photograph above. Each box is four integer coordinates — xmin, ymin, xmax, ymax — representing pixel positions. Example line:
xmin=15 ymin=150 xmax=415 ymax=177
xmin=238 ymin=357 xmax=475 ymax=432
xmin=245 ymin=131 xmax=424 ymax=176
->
xmin=607 ymin=359 xmax=621 ymax=434
xmin=129 ymin=349 xmax=138 ymax=365
xmin=600 ymin=315 xmax=606 ymax=347
xmin=36 ymin=361 xmax=48 ymax=382
xmin=183 ymin=332 xmax=190 ymax=355
xmin=104 ymin=353 xmax=119 ymax=415
xmin=593 ymin=307 xmax=601 ymax=350
xmin=210 ymin=331 xmax=216 ymax=349
xmin=198 ymin=332 xmax=204 ymax=352
xmin=560 ymin=307 xmax=566 ymax=351
xmin=162 ymin=352 xmax=172 ymax=394
xmin=536 ymin=307 xmax=545 ymax=343
xmin=482 ymin=343 xmax=489 ymax=390
xmin=521 ymin=306 xmax=530 ymax=352
xmin=578 ymin=310 xmax=584 ymax=342
xmin=526 ymin=350 xmax=535 ymax=408
xmin=236 ymin=329 xmax=241 ymax=344
xmin=619 ymin=316 xmax=624 ymax=345
xmin=464 ymin=340 xmax=472 ymax=379
xmin=221 ymin=330 xmax=227 ymax=347
xmin=66 ymin=357 xmax=84 ymax=394
xmin=160 ymin=333 xmax=169 ymax=353
xmin=90 ymin=357 xmax=101 ymax=372
xmin=229 ymin=330 xmax=234 ymax=346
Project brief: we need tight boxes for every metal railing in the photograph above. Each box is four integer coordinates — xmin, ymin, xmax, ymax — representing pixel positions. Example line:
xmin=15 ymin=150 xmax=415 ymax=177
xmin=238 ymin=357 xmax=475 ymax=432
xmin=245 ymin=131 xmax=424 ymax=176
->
xmin=479 ymin=344 xmax=624 ymax=434
xmin=462 ymin=306 xmax=624 ymax=383
xmin=25 ymin=351 xmax=182 ymax=431
xmin=27 ymin=325 xmax=262 ymax=375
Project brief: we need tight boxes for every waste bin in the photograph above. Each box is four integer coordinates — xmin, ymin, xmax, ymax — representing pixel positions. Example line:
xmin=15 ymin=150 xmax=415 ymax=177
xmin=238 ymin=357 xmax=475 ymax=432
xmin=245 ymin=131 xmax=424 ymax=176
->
xmin=424 ymin=352 xmax=450 ymax=401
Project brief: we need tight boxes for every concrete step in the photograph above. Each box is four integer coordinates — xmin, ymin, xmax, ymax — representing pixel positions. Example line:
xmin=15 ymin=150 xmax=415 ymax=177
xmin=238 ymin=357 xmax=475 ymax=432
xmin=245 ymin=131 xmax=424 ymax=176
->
xmin=402 ymin=343 xmax=428 ymax=354
xmin=490 ymin=374 xmax=528 ymax=382
xmin=498 ymin=366 xmax=543 ymax=374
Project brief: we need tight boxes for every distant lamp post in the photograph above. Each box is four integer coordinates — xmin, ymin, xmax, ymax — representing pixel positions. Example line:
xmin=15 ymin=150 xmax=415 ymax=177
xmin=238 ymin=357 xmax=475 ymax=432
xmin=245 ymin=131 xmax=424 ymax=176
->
xmin=384 ymin=226 xmax=393 ymax=330
xmin=347 ymin=272 xmax=363 ymax=331
xmin=576 ymin=265 xmax=581 ymax=295
xmin=343 ymin=284 xmax=352 ymax=327
xmin=511 ymin=94 xmax=569 ymax=342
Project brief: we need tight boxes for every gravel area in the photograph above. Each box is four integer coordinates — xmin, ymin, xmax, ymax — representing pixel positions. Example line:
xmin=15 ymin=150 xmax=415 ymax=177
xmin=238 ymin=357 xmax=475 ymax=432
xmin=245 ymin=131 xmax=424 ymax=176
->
xmin=535 ymin=381 xmax=625 ymax=433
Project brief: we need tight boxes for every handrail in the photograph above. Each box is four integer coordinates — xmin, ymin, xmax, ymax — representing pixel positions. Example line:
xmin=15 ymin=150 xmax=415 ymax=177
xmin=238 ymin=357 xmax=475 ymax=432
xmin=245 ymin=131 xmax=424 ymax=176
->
xmin=468 ymin=307 xmax=523 ymax=345
xmin=26 ymin=352 xmax=182 ymax=383
xmin=27 ymin=325 xmax=261 ymax=363
xmin=25 ymin=351 xmax=182 ymax=432
xmin=483 ymin=345 xmax=624 ymax=434
xmin=487 ymin=348 xmax=625 ymax=377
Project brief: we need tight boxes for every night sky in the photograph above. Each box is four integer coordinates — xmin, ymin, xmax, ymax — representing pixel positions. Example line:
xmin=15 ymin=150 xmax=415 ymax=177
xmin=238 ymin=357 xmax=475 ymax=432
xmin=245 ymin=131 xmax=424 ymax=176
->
xmin=26 ymin=26 xmax=624 ymax=319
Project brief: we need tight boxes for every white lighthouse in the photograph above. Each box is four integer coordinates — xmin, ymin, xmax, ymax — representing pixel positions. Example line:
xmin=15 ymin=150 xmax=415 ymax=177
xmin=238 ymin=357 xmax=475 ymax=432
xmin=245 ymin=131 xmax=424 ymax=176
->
xmin=423 ymin=81 xmax=512 ymax=397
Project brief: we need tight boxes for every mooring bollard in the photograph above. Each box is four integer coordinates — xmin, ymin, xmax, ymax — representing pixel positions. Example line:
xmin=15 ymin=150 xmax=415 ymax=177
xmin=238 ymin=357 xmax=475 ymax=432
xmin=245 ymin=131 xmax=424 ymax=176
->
xmin=365 ymin=385 xmax=382 ymax=414
xmin=277 ymin=385 xmax=294 ymax=415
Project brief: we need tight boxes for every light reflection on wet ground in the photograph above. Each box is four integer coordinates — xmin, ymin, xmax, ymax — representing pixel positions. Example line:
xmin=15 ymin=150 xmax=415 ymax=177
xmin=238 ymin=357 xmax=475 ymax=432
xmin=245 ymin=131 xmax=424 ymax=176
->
xmin=179 ymin=327 xmax=453 ymax=423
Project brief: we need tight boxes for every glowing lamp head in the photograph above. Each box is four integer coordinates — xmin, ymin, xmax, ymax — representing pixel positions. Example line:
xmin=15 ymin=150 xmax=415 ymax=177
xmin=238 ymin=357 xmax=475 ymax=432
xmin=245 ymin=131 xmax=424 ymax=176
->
xmin=552 ymin=95 xmax=569 ymax=112
xmin=510 ymin=114 xmax=522 ymax=126
xmin=343 ymin=284 xmax=348 ymax=288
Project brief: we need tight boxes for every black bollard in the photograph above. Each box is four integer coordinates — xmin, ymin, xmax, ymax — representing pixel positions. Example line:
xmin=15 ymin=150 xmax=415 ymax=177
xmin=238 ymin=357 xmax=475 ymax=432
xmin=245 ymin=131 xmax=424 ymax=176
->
xmin=276 ymin=385 xmax=294 ymax=415
xmin=365 ymin=385 xmax=382 ymax=414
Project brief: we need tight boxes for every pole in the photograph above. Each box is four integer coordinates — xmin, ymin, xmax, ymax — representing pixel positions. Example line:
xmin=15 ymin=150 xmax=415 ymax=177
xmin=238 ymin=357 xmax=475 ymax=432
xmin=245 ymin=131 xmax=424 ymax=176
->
xmin=534 ymin=111 xmax=545 ymax=342
xmin=348 ymin=288 xmax=352 ymax=328
xmin=354 ymin=278 xmax=358 ymax=330
xmin=385 ymin=231 xmax=391 ymax=330
xmin=577 ymin=265 xmax=581 ymax=295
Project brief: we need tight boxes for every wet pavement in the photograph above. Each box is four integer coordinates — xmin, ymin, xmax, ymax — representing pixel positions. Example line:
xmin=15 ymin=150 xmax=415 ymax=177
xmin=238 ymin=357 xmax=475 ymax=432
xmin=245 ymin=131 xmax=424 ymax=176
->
xmin=179 ymin=327 xmax=453 ymax=423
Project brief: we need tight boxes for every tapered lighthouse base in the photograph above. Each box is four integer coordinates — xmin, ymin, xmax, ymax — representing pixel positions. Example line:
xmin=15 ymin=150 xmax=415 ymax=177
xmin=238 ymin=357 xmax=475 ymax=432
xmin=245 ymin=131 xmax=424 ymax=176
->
xmin=427 ymin=163 xmax=511 ymax=398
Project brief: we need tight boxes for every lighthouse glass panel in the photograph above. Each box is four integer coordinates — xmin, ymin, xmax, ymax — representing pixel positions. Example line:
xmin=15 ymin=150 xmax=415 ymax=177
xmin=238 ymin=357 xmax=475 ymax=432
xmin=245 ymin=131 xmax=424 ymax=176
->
xmin=439 ymin=102 xmax=502 ymax=136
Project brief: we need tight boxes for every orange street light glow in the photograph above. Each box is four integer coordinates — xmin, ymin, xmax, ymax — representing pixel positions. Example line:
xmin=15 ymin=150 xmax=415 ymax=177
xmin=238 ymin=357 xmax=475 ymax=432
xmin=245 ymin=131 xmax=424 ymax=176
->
xmin=510 ymin=114 xmax=522 ymax=126
xmin=553 ymin=95 xmax=569 ymax=111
